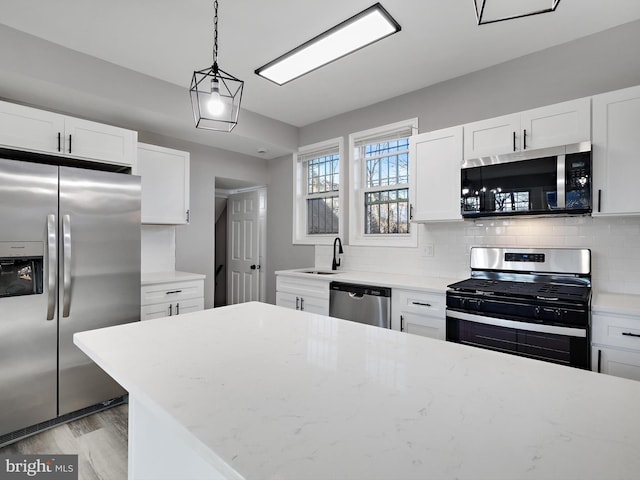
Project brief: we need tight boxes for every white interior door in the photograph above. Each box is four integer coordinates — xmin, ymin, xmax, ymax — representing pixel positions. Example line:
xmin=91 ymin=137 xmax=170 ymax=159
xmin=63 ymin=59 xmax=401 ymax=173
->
xmin=227 ymin=190 xmax=263 ymax=304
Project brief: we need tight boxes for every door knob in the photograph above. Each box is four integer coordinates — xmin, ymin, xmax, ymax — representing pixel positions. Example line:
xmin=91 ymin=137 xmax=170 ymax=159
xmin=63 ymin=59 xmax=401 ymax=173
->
xmin=250 ymin=264 xmax=261 ymax=270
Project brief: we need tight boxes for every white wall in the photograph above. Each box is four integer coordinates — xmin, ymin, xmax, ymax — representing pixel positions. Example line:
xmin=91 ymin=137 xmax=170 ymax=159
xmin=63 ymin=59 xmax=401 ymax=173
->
xmin=289 ymin=20 xmax=640 ymax=296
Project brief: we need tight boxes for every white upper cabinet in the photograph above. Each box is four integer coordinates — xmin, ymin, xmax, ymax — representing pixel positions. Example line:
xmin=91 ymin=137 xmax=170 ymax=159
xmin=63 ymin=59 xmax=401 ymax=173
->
xmin=463 ymin=98 xmax=590 ymax=160
xmin=0 ymin=100 xmax=137 ymax=167
xmin=463 ymin=113 xmax=520 ymax=160
xmin=592 ymin=85 xmax=640 ymax=216
xmin=135 ymin=143 xmax=190 ymax=224
xmin=410 ymin=126 xmax=463 ymax=222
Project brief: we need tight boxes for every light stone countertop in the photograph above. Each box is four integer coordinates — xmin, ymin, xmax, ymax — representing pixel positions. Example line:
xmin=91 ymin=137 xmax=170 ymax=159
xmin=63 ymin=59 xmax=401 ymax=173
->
xmin=275 ymin=267 xmax=460 ymax=293
xmin=75 ymin=301 xmax=640 ymax=480
xmin=141 ymin=270 xmax=206 ymax=285
xmin=593 ymin=292 xmax=640 ymax=316
xmin=277 ymin=268 xmax=640 ymax=317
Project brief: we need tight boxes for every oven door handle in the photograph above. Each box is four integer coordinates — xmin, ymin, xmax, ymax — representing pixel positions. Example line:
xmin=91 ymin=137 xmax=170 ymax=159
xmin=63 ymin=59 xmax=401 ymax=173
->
xmin=446 ymin=310 xmax=587 ymax=338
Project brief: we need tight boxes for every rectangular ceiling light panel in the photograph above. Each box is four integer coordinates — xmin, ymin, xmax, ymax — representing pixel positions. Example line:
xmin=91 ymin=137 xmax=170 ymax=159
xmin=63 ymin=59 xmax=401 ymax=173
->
xmin=474 ymin=0 xmax=562 ymax=25
xmin=255 ymin=3 xmax=401 ymax=86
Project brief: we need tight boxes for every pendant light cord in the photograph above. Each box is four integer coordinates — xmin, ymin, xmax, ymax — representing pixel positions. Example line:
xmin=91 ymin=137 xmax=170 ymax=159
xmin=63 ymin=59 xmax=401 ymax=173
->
xmin=212 ymin=0 xmax=219 ymax=71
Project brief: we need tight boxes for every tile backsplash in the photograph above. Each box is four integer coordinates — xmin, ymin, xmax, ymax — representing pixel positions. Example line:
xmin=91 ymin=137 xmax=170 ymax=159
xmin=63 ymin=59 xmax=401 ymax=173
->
xmin=315 ymin=216 xmax=640 ymax=294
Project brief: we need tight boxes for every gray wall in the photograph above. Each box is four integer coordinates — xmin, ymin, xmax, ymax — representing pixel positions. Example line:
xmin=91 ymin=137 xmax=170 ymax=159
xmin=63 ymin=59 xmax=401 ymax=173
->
xmin=140 ymin=132 xmax=269 ymax=309
xmin=265 ymin=154 xmax=315 ymax=305
xmin=299 ymin=19 xmax=640 ymax=145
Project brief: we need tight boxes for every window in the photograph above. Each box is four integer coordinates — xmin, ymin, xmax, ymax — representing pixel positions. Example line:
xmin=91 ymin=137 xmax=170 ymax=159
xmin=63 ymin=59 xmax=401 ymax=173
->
xmin=293 ymin=138 xmax=344 ymax=245
xmin=349 ymin=119 xmax=418 ymax=247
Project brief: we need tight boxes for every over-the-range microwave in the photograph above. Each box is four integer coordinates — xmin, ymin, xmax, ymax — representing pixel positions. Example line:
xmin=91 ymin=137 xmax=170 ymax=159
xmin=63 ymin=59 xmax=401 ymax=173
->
xmin=460 ymin=142 xmax=591 ymax=218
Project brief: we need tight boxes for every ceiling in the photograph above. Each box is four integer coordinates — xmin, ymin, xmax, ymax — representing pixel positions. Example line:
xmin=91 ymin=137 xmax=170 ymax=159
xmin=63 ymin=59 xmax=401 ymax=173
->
xmin=2 ymin=1 xmax=640 ymax=144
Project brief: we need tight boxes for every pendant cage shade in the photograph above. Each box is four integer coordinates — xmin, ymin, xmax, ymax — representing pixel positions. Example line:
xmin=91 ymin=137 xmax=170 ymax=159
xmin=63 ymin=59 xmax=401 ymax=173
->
xmin=190 ymin=65 xmax=244 ymax=132
xmin=474 ymin=0 xmax=562 ymax=25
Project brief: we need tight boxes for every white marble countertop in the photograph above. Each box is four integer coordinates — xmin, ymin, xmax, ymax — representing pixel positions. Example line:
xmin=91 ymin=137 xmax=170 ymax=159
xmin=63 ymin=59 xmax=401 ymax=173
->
xmin=275 ymin=267 xmax=460 ymax=293
xmin=75 ymin=302 xmax=640 ymax=480
xmin=593 ymin=292 xmax=640 ymax=316
xmin=141 ymin=270 xmax=206 ymax=285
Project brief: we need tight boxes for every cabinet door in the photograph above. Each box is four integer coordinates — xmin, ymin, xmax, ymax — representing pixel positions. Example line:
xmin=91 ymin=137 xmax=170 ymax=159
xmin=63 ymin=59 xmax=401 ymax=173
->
xmin=520 ymin=98 xmax=590 ymax=151
xmin=399 ymin=312 xmax=445 ymax=340
xmin=136 ymin=143 xmax=190 ymax=224
xmin=411 ymin=126 xmax=463 ymax=222
xmin=64 ymin=117 xmax=137 ymax=166
xmin=0 ymin=100 xmax=64 ymax=154
xmin=592 ymin=85 xmax=640 ymax=215
xmin=276 ymin=291 xmax=300 ymax=310
xmin=141 ymin=302 xmax=172 ymax=320
xmin=463 ymin=113 xmax=520 ymax=160
xmin=174 ymin=297 xmax=204 ymax=316
xmin=592 ymin=346 xmax=640 ymax=382
xmin=299 ymin=296 xmax=329 ymax=316
xmin=275 ymin=275 xmax=329 ymax=300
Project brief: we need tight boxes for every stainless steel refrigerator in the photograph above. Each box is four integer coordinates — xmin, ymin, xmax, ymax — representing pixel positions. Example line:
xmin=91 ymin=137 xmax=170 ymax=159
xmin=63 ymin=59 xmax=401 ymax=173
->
xmin=0 ymin=157 xmax=140 ymax=440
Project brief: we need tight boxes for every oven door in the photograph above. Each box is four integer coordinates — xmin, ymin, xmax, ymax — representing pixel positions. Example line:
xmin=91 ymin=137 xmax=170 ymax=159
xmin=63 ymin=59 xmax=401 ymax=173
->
xmin=446 ymin=310 xmax=590 ymax=369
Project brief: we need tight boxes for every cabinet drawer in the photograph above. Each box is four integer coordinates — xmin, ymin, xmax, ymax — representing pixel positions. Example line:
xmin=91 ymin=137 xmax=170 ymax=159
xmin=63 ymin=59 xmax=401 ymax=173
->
xmin=394 ymin=289 xmax=445 ymax=315
xmin=400 ymin=312 xmax=445 ymax=340
xmin=592 ymin=313 xmax=640 ymax=350
xmin=276 ymin=275 xmax=329 ymax=299
xmin=141 ymin=280 xmax=204 ymax=305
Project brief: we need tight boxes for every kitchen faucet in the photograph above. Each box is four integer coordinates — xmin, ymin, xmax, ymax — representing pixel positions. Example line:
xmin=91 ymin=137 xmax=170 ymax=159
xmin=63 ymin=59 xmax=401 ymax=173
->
xmin=332 ymin=237 xmax=343 ymax=270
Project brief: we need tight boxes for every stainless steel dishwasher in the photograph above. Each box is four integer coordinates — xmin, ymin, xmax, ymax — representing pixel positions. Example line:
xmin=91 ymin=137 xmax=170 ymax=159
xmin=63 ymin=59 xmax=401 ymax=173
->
xmin=329 ymin=282 xmax=391 ymax=328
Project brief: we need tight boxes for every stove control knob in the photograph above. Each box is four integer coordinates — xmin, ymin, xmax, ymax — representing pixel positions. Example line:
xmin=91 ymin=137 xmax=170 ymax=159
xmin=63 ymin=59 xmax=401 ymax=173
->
xmin=534 ymin=306 xmax=542 ymax=319
xmin=554 ymin=309 xmax=563 ymax=320
xmin=459 ymin=298 xmax=467 ymax=309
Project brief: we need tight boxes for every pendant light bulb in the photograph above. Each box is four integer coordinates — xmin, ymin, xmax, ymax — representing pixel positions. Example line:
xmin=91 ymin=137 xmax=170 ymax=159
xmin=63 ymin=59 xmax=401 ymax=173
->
xmin=207 ymin=78 xmax=225 ymax=116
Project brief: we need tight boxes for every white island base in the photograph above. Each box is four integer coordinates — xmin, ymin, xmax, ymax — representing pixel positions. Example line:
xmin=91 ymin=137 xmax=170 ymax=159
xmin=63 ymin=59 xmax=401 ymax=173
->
xmin=75 ymin=302 xmax=640 ymax=480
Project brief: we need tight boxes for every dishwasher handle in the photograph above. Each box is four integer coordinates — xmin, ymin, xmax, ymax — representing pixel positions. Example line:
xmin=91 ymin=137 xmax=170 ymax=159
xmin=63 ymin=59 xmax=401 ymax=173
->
xmin=348 ymin=292 xmax=364 ymax=299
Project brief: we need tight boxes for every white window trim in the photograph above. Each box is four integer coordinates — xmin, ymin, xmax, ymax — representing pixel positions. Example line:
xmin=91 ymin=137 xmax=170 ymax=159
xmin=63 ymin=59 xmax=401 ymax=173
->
xmin=292 ymin=137 xmax=345 ymax=245
xmin=349 ymin=118 xmax=418 ymax=247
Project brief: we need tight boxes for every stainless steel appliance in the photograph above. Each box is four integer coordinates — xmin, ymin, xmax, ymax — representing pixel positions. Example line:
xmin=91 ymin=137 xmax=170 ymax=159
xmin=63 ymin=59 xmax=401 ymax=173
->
xmin=446 ymin=247 xmax=591 ymax=369
xmin=329 ymin=282 xmax=391 ymax=328
xmin=461 ymin=143 xmax=591 ymax=218
xmin=0 ymin=156 xmax=140 ymax=443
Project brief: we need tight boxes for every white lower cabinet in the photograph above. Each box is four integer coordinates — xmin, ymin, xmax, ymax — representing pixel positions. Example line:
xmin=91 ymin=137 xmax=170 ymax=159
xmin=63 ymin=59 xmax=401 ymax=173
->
xmin=592 ymin=312 xmax=640 ymax=381
xmin=275 ymin=274 xmax=329 ymax=316
xmin=392 ymin=288 xmax=445 ymax=340
xmin=140 ymin=279 xmax=204 ymax=320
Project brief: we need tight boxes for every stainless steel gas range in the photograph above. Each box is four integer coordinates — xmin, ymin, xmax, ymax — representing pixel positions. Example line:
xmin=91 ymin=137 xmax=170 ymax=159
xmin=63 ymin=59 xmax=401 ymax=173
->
xmin=446 ymin=247 xmax=591 ymax=369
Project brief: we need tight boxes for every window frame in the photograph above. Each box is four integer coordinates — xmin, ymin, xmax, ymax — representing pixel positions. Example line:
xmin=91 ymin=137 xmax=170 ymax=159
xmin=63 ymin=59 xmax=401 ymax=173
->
xmin=292 ymin=137 xmax=345 ymax=245
xmin=348 ymin=119 xmax=418 ymax=247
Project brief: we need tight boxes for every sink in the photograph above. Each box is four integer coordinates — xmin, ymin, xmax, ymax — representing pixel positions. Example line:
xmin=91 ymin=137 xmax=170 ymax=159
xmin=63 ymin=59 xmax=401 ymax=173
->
xmin=301 ymin=270 xmax=338 ymax=275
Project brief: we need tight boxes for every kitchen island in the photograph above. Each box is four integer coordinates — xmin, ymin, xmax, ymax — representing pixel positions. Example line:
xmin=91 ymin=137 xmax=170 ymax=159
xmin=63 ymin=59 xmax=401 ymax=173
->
xmin=74 ymin=302 xmax=640 ymax=480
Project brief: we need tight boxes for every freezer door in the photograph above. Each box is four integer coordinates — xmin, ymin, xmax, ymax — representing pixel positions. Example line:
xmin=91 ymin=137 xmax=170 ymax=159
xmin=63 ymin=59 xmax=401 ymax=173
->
xmin=0 ymin=158 xmax=58 ymax=437
xmin=58 ymin=166 xmax=141 ymax=416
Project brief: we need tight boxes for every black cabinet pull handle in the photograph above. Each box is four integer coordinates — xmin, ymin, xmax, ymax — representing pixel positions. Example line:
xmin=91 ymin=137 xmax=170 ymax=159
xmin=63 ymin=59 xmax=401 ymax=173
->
xmin=523 ymin=129 xmax=527 ymax=150
xmin=400 ymin=314 xmax=404 ymax=332
xmin=622 ymin=332 xmax=640 ymax=338
xmin=300 ymin=298 xmax=304 ymax=311
xmin=68 ymin=134 xmax=72 ymax=154
xmin=410 ymin=204 xmax=414 ymax=220
xmin=176 ymin=303 xmax=180 ymax=315
xmin=412 ymin=301 xmax=431 ymax=307
xmin=57 ymin=132 xmax=61 ymax=152
xmin=295 ymin=297 xmax=300 ymax=310
xmin=513 ymin=131 xmax=516 ymax=151
xmin=169 ymin=304 xmax=173 ymax=316
xmin=597 ymin=189 xmax=602 ymax=213
xmin=166 ymin=290 xmax=182 ymax=295
xmin=597 ymin=349 xmax=602 ymax=373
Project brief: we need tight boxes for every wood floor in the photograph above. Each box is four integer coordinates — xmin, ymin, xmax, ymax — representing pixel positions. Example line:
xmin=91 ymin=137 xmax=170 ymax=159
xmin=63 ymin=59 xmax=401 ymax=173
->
xmin=0 ymin=404 xmax=128 ymax=480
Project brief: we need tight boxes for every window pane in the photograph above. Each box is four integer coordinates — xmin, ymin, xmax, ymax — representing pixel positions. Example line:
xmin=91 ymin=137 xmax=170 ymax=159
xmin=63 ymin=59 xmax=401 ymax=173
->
xmin=307 ymin=196 xmax=339 ymax=234
xmin=307 ymin=154 xmax=340 ymax=194
xmin=364 ymin=188 xmax=409 ymax=234
xmin=364 ymin=138 xmax=410 ymax=188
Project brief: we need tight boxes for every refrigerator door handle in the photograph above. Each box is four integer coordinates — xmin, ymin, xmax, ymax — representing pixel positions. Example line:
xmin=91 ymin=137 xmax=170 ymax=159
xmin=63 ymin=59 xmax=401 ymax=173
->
xmin=62 ymin=214 xmax=72 ymax=318
xmin=46 ymin=214 xmax=57 ymax=320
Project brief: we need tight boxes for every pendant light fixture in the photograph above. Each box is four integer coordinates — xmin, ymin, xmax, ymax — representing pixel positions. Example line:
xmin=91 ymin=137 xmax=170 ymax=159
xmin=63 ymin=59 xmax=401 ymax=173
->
xmin=474 ymin=0 xmax=562 ymax=26
xmin=190 ymin=0 xmax=244 ymax=132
